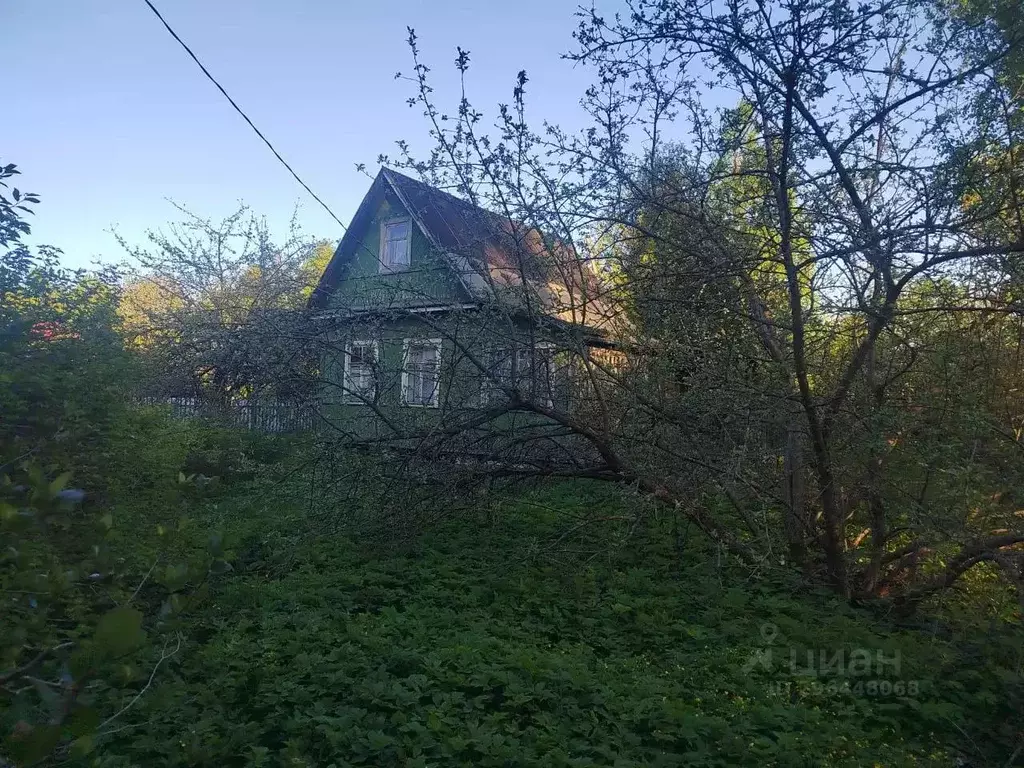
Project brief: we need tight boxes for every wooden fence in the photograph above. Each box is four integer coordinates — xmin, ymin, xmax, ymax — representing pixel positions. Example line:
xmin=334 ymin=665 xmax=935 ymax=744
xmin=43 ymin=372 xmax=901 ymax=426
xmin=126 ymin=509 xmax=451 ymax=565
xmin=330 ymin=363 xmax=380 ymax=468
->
xmin=139 ymin=397 xmax=319 ymax=433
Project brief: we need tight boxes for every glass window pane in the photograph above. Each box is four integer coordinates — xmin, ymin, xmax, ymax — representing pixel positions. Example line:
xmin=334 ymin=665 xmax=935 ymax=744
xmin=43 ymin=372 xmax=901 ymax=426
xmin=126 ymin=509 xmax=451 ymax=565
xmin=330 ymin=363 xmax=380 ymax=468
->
xmin=345 ymin=342 xmax=377 ymax=402
xmin=383 ymin=220 xmax=411 ymax=268
xmin=405 ymin=341 xmax=439 ymax=405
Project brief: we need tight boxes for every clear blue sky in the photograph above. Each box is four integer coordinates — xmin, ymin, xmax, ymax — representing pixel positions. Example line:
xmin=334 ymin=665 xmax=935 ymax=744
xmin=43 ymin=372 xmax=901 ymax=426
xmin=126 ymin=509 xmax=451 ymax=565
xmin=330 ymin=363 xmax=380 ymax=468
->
xmin=6 ymin=0 xmax=596 ymax=267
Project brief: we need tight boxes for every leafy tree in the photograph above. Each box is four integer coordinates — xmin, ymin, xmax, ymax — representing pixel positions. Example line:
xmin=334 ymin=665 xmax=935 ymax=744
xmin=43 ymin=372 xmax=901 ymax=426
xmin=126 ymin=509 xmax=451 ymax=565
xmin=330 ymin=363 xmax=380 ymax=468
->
xmin=118 ymin=204 xmax=321 ymax=403
xmin=339 ymin=1 xmax=1024 ymax=609
xmin=0 ymin=164 xmax=227 ymax=764
xmin=0 ymin=177 xmax=131 ymax=484
xmin=937 ymin=0 xmax=1024 ymax=264
xmin=574 ymin=0 xmax=1024 ymax=601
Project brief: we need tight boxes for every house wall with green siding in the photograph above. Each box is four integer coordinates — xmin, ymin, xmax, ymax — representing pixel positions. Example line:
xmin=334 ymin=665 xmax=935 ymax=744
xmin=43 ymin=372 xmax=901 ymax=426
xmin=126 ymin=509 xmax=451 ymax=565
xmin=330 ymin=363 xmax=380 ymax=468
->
xmin=319 ymin=193 xmax=573 ymax=434
xmin=319 ymin=313 xmax=538 ymax=425
xmin=326 ymin=195 xmax=469 ymax=312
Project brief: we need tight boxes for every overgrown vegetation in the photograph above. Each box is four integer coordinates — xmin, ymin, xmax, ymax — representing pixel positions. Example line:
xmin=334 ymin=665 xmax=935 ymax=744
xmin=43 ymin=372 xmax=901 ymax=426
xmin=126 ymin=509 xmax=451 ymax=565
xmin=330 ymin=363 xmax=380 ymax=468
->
xmin=3 ymin=377 xmax=1022 ymax=764
xmin=4 ymin=0 xmax=1024 ymax=761
xmin=44 ymin=463 xmax=1024 ymax=766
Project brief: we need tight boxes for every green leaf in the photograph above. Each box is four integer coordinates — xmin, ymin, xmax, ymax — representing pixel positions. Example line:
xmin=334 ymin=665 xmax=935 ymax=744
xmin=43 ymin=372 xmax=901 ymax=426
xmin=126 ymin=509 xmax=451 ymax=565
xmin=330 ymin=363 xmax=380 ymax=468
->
xmin=366 ymin=730 xmax=393 ymax=750
xmin=93 ymin=606 xmax=146 ymax=658
xmin=48 ymin=471 xmax=73 ymax=497
xmin=70 ymin=734 xmax=95 ymax=758
xmin=26 ymin=464 xmax=44 ymax=489
xmin=163 ymin=563 xmax=189 ymax=592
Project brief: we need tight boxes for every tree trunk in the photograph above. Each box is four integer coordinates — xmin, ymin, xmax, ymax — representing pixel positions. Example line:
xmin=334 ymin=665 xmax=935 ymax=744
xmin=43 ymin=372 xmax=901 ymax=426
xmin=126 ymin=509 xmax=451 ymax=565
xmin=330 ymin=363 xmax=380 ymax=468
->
xmin=782 ymin=416 xmax=807 ymax=567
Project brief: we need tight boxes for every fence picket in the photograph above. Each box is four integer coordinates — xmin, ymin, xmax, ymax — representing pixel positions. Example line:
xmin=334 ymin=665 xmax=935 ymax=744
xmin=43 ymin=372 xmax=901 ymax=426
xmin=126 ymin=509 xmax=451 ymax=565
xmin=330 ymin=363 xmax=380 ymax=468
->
xmin=138 ymin=397 xmax=316 ymax=433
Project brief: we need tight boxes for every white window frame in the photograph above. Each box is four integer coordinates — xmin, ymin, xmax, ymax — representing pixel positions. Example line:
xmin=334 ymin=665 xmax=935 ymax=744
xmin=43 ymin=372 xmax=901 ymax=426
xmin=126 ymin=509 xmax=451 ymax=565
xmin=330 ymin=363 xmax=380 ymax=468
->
xmin=342 ymin=339 xmax=381 ymax=405
xmin=401 ymin=338 xmax=442 ymax=408
xmin=379 ymin=217 xmax=412 ymax=272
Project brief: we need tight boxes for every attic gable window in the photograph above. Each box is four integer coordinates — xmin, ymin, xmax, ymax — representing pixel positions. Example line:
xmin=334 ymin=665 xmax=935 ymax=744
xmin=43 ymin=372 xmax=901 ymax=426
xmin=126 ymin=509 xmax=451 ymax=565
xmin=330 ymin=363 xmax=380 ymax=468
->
xmin=380 ymin=217 xmax=411 ymax=271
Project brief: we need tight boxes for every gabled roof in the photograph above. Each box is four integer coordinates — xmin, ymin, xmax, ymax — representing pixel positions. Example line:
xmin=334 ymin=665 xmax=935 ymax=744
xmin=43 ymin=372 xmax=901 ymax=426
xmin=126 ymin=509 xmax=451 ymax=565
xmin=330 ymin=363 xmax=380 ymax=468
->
xmin=309 ymin=169 xmax=615 ymax=331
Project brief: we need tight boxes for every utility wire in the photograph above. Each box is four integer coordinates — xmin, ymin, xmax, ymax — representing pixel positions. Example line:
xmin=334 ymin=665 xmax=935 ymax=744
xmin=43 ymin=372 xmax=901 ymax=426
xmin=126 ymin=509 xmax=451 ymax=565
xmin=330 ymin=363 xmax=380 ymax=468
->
xmin=141 ymin=0 xmax=347 ymax=232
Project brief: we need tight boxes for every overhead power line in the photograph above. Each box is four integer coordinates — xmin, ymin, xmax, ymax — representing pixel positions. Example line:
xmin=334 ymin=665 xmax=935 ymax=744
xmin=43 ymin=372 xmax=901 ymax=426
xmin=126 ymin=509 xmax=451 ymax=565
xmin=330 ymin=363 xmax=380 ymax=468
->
xmin=141 ymin=0 xmax=347 ymax=231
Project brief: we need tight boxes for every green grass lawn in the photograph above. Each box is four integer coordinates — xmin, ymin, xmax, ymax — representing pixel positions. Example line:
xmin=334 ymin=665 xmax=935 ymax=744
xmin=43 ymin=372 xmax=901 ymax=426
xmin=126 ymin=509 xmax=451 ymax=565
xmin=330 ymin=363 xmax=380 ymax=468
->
xmin=95 ymin=478 xmax=1021 ymax=768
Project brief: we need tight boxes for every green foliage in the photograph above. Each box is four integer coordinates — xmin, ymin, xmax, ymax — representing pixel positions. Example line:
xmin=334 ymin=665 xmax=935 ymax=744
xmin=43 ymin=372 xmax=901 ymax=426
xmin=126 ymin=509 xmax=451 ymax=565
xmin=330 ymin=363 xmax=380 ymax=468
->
xmin=3 ymin=380 xmax=1020 ymax=766
xmin=0 ymin=173 xmax=234 ymax=765
xmin=0 ymin=422 xmax=239 ymax=766
xmin=75 ymin=480 xmax=1022 ymax=767
xmin=0 ymin=244 xmax=137 ymax=492
xmin=939 ymin=0 xmax=1023 ymax=249
xmin=92 ymin=608 xmax=146 ymax=659
xmin=118 ymin=204 xmax=319 ymax=401
xmin=0 ymin=161 xmax=41 ymax=249
xmin=1 ymin=468 xmax=141 ymax=763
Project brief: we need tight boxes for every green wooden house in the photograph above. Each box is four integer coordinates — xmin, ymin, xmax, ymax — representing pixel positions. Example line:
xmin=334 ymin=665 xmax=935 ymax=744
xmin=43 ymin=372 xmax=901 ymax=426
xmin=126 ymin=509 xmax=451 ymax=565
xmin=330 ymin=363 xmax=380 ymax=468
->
xmin=308 ymin=169 xmax=619 ymax=442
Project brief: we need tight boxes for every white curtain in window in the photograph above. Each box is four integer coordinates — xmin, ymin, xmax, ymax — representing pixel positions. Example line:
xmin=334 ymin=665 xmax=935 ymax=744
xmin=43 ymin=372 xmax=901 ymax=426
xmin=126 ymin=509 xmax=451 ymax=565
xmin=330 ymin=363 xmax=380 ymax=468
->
xmin=404 ymin=340 xmax=440 ymax=406
xmin=382 ymin=219 xmax=411 ymax=268
xmin=344 ymin=342 xmax=377 ymax=402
